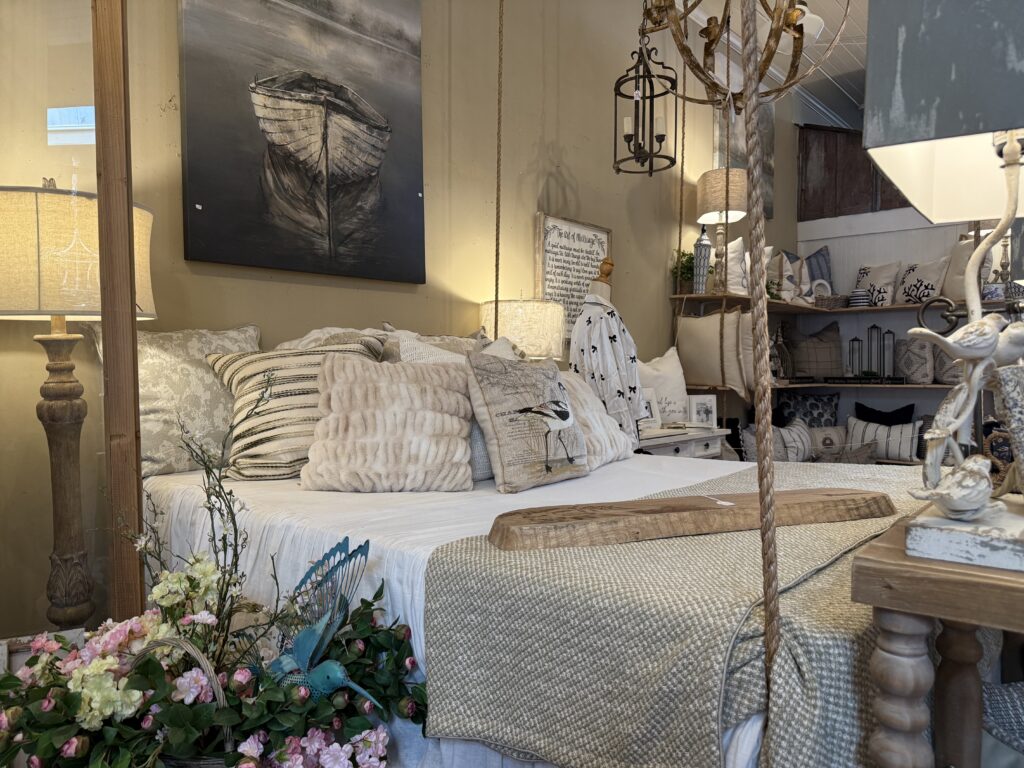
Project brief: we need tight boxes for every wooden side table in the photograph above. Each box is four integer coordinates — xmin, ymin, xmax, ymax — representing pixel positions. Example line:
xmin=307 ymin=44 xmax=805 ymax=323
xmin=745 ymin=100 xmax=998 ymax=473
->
xmin=637 ymin=427 xmax=729 ymax=459
xmin=851 ymin=521 xmax=1024 ymax=768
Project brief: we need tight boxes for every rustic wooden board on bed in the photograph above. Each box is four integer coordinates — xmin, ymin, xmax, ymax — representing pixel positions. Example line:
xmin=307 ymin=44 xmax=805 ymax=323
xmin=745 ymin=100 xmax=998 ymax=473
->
xmin=488 ymin=488 xmax=897 ymax=550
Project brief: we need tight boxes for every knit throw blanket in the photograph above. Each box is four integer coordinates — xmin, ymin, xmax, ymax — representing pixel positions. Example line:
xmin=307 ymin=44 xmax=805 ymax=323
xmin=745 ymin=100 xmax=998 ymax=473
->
xmin=423 ymin=463 xmax=927 ymax=768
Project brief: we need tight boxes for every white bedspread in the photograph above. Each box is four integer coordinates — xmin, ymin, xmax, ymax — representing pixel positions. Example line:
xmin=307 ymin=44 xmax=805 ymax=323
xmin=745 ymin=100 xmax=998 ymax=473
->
xmin=144 ymin=455 xmax=754 ymax=767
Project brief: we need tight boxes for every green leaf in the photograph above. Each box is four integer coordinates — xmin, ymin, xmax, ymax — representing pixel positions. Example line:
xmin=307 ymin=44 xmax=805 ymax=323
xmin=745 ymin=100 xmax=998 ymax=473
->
xmin=273 ymin=711 xmax=301 ymax=729
xmin=123 ymin=673 xmax=152 ymax=692
xmin=212 ymin=708 xmax=242 ymax=727
xmin=262 ymin=687 xmax=286 ymax=703
xmin=0 ymin=674 xmax=22 ymax=692
xmin=165 ymin=703 xmax=194 ymax=729
xmin=48 ymin=723 xmax=80 ymax=749
xmin=191 ymin=703 xmax=216 ymax=731
xmin=113 ymin=748 xmax=132 ymax=768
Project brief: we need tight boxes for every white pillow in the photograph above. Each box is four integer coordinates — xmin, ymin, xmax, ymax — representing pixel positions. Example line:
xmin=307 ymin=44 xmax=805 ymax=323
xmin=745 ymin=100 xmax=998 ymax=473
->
xmin=637 ymin=349 xmax=689 ymax=425
xmin=854 ymin=262 xmax=902 ymax=307
xmin=301 ymin=358 xmax=473 ymax=493
xmin=740 ymin=419 xmax=813 ymax=463
xmin=943 ymin=240 xmax=995 ymax=302
xmin=725 ymin=237 xmax=750 ymax=296
xmin=846 ymin=416 xmax=922 ymax=463
xmin=560 ymin=372 xmax=634 ymax=471
xmin=676 ymin=310 xmax=753 ymax=402
xmin=895 ymin=257 xmax=951 ymax=304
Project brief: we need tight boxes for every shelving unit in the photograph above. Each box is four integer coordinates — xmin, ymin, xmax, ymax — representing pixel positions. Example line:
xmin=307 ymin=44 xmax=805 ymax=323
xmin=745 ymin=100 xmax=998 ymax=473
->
xmin=670 ymin=293 xmax=1002 ymax=317
xmin=688 ymin=382 xmax=953 ymax=392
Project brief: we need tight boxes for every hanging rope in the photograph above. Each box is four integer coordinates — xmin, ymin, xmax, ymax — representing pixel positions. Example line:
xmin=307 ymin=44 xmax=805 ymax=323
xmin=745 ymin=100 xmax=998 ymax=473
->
xmin=739 ymin=0 xmax=781 ymax=695
xmin=676 ymin=18 xmax=688 ymax=253
xmin=722 ymin=14 xmax=732 ymax=294
xmin=492 ymin=0 xmax=506 ymax=338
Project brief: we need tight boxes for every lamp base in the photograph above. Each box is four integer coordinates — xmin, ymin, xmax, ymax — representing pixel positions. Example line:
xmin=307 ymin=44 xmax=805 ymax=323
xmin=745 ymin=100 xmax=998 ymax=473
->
xmin=34 ymin=332 xmax=95 ymax=629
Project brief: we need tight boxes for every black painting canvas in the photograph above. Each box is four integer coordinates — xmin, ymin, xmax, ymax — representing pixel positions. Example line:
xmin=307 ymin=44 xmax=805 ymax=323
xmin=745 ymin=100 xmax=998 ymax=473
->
xmin=181 ymin=0 xmax=425 ymax=283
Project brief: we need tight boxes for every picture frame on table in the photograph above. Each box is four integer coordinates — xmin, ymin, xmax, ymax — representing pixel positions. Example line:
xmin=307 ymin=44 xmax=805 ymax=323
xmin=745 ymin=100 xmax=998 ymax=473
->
xmin=638 ymin=387 xmax=661 ymax=432
xmin=688 ymin=394 xmax=717 ymax=428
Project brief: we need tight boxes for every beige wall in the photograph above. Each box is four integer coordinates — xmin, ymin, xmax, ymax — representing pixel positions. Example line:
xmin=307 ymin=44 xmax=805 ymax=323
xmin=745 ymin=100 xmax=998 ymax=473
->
xmin=0 ymin=0 xmax=798 ymax=636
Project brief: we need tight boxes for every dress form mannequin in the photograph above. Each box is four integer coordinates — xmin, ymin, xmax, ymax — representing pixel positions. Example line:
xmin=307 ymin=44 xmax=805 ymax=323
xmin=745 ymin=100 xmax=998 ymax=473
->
xmin=588 ymin=255 xmax=614 ymax=300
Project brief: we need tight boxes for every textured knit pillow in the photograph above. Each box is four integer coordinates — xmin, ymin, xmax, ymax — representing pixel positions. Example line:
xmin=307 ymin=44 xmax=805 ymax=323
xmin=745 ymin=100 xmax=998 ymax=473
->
xmin=560 ymin=372 xmax=634 ymax=471
xmin=895 ymin=258 xmax=951 ymax=304
xmin=467 ymin=354 xmax=588 ymax=493
xmin=87 ymin=324 xmax=261 ymax=477
xmin=895 ymin=339 xmax=935 ymax=385
xmin=300 ymin=358 xmax=473 ymax=492
xmin=775 ymin=391 xmax=840 ymax=428
xmin=208 ymin=339 xmax=384 ymax=480
xmin=637 ymin=349 xmax=689 ymax=424
xmin=789 ymin=322 xmax=843 ymax=379
xmin=854 ymin=262 xmax=902 ymax=307
xmin=847 ymin=416 xmax=922 ymax=462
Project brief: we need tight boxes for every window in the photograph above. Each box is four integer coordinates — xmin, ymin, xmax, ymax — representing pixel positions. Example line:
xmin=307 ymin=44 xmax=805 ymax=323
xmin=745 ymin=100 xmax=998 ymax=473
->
xmin=46 ymin=106 xmax=96 ymax=146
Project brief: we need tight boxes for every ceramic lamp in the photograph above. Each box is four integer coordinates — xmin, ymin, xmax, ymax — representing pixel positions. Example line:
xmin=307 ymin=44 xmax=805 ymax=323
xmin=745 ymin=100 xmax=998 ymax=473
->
xmin=480 ymin=299 xmax=565 ymax=360
xmin=696 ymin=168 xmax=747 ymax=294
xmin=0 ymin=186 xmax=155 ymax=628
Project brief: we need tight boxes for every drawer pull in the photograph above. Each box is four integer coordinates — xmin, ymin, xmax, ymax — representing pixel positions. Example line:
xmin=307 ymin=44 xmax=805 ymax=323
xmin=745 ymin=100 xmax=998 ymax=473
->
xmin=673 ymin=446 xmax=680 ymax=454
xmin=703 ymin=442 xmax=710 ymax=450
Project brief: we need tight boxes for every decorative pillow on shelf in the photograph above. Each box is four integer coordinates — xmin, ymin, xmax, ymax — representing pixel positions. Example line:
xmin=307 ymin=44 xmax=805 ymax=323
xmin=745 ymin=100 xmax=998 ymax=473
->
xmin=789 ymin=321 xmax=843 ymax=379
xmin=854 ymin=401 xmax=915 ymax=427
xmin=847 ymin=416 xmax=922 ymax=463
xmin=943 ymin=240 xmax=994 ymax=302
xmin=300 ymin=357 xmax=473 ymax=493
xmin=774 ymin=391 xmax=840 ymax=428
xmin=466 ymin=353 xmax=588 ymax=493
xmin=725 ymin=237 xmax=751 ymax=296
xmin=560 ymin=372 xmax=634 ymax=471
xmin=800 ymin=245 xmax=833 ymax=293
xmin=766 ymin=249 xmax=802 ymax=302
xmin=740 ymin=419 xmax=813 ymax=463
xmin=86 ymin=324 xmax=261 ymax=477
xmin=809 ymin=425 xmax=847 ymax=456
xmin=934 ymin=346 xmax=964 ymax=385
xmin=853 ymin=261 xmax=902 ymax=307
xmin=208 ymin=338 xmax=385 ymax=480
xmin=637 ymin=348 xmax=689 ymax=424
xmin=895 ymin=339 xmax=934 ymax=385
xmin=675 ymin=309 xmax=753 ymax=401
xmin=894 ymin=257 xmax=950 ymax=304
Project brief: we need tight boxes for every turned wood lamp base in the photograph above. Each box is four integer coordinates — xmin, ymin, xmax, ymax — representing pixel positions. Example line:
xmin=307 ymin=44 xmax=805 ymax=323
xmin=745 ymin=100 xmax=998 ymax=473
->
xmin=34 ymin=315 xmax=95 ymax=629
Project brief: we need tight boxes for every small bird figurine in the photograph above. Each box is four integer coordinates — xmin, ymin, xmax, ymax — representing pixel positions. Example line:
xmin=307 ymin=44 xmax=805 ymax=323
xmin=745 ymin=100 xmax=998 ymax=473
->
xmin=908 ymin=312 xmax=1006 ymax=363
xmin=269 ymin=538 xmax=381 ymax=706
xmin=516 ymin=384 xmax=577 ymax=472
xmin=994 ymin=320 xmax=1024 ymax=367
xmin=910 ymin=455 xmax=1007 ymax=522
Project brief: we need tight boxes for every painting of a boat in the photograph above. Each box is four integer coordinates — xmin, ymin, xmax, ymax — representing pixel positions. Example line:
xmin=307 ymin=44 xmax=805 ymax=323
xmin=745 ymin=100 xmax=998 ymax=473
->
xmin=180 ymin=0 xmax=424 ymax=283
xmin=250 ymin=71 xmax=392 ymax=186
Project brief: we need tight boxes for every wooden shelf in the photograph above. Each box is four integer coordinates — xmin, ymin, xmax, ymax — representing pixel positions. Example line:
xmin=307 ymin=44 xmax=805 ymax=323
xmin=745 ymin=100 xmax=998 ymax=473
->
xmin=670 ymin=294 xmax=1004 ymax=317
xmin=687 ymin=382 xmax=952 ymax=392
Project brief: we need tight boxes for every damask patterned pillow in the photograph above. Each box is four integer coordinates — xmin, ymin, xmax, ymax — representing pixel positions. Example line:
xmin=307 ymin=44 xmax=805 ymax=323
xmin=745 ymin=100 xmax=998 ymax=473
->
xmin=86 ymin=324 xmax=261 ymax=477
xmin=853 ymin=262 xmax=902 ymax=307
xmin=894 ymin=257 xmax=950 ymax=304
xmin=895 ymin=338 xmax=934 ymax=385
xmin=774 ymin=391 xmax=840 ymax=428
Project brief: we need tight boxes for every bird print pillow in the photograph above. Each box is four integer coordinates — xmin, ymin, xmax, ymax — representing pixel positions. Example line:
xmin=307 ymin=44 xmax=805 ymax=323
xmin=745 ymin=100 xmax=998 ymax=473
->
xmin=466 ymin=353 xmax=589 ymax=493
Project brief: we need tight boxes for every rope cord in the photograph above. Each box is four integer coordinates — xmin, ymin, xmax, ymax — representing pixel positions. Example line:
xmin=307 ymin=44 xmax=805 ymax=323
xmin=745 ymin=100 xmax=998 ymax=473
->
xmin=492 ymin=0 xmax=505 ymax=338
xmin=739 ymin=0 xmax=781 ymax=700
xmin=722 ymin=15 xmax=732 ymax=293
xmin=676 ymin=18 xmax=688 ymax=253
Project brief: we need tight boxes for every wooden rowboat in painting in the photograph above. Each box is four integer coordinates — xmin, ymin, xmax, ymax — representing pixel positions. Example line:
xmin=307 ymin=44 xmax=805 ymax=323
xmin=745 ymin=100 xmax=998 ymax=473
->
xmin=249 ymin=70 xmax=391 ymax=185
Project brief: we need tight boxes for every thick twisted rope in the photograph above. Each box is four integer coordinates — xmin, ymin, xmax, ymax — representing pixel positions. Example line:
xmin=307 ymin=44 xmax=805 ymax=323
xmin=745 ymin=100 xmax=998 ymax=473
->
xmin=492 ymin=0 xmax=505 ymax=338
xmin=739 ymin=0 xmax=781 ymax=692
xmin=676 ymin=17 xmax=688 ymax=254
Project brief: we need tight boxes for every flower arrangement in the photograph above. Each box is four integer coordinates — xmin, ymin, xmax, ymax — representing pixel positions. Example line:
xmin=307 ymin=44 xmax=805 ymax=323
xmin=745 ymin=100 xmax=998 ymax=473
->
xmin=1 ymin=399 xmax=426 ymax=767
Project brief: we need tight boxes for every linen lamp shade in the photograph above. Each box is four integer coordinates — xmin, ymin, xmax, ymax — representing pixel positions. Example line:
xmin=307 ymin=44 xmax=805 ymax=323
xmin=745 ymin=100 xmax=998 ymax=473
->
xmin=863 ymin=0 xmax=1024 ymax=223
xmin=480 ymin=299 xmax=565 ymax=360
xmin=696 ymin=168 xmax=747 ymax=225
xmin=0 ymin=186 xmax=155 ymax=320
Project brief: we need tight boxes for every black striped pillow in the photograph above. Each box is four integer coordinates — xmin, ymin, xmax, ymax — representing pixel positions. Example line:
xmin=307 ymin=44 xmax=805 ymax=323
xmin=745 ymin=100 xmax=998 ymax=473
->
xmin=208 ymin=338 xmax=383 ymax=480
xmin=846 ymin=416 xmax=922 ymax=463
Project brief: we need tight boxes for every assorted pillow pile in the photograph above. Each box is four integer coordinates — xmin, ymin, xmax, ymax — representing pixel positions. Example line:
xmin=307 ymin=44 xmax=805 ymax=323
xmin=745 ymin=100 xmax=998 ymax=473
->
xmin=96 ymin=321 xmax=640 ymax=496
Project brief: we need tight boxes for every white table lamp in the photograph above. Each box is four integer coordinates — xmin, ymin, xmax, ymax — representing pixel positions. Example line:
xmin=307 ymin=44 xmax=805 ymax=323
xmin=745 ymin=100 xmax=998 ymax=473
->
xmin=480 ymin=299 xmax=565 ymax=360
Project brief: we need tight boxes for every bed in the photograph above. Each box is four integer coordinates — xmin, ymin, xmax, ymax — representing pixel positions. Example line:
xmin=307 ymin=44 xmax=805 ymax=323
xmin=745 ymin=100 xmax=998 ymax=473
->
xmin=145 ymin=454 xmax=770 ymax=766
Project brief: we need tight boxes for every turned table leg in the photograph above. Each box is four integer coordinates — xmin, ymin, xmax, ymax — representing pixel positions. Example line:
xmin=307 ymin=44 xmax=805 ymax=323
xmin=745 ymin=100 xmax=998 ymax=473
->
xmin=934 ymin=621 xmax=982 ymax=768
xmin=869 ymin=608 xmax=935 ymax=768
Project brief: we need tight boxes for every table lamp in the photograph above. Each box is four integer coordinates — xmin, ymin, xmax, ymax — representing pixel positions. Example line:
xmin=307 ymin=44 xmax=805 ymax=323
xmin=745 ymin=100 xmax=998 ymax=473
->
xmin=0 ymin=186 xmax=154 ymax=629
xmin=480 ymin=299 xmax=565 ymax=360
xmin=696 ymin=167 xmax=747 ymax=294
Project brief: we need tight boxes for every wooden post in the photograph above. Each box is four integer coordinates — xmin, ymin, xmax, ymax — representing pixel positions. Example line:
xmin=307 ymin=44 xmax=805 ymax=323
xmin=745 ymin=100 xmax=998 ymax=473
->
xmin=934 ymin=621 xmax=983 ymax=768
xmin=91 ymin=0 xmax=145 ymax=619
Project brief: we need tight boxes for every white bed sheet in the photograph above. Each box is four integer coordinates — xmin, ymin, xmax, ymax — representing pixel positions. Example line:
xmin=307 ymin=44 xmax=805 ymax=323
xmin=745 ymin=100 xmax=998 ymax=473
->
xmin=145 ymin=455 xmax=758 ymax=768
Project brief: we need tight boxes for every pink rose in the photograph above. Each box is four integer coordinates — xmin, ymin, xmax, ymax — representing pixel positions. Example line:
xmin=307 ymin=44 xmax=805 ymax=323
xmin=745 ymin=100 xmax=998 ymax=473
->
xmin=291 ymin=686 xmax=311 ymax=705
xmin=60 ymin=736 xmax=89 ymax=758
xmin=0 ymin=710 xmax=8 ymax=731
xmin=141 ymin=715 xmax=155 ymax=731
xmin=397 ymin=696 xmax=416 ymax=718
xmin=39 ymin=696 xmax=55 ymax=713
xmin=27 ymin=756 xmax=44 ymax=768
xmin=349 ymin=639 xmax=366 ymax=656
xmin=403 ymin=656 xmax=417 ymax=673
xmin=29 ymin=633 xmax=60 ymax=655
xmin=393 ymin=624 xmax=412 ymax=642
xmin=358 ymin=696 xmax=375 ymax=716
xmin=232 ymin=668 xmax=253 ymax=686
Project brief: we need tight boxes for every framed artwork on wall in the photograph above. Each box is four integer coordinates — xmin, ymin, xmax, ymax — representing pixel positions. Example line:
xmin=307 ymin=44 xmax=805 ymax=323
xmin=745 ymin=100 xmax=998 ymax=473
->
xmin=535 ymin=213 xmax=612 ymax=338
xmin=180 ymin=0 xmax=425 ymax=283
xmin=688 ymin=394 xmax=717 ymax=428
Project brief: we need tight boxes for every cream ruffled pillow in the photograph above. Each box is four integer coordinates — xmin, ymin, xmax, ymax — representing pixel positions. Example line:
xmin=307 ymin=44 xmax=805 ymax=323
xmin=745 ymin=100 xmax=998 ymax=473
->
xmin=301 ymin=357 xmax=473 ymax=492
xmin=560 ymin=371 xmax=634 ymax=470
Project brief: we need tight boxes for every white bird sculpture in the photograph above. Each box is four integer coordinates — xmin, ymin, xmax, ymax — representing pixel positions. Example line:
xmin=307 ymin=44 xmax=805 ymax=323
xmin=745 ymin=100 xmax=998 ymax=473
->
xmin=994 ymin=320 xmax=1024 ymax=367
xmin=908 ymin=312 xmax=1007 ymax=363
xmin=910 ymin=455 xmax=1006 ymax=522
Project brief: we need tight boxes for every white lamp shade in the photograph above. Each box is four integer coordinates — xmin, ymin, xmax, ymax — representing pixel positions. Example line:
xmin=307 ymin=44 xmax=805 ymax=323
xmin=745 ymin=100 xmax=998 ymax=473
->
xmin=479 ymin=299 xmax=565 ymax=360
xmin=696 ymin=168 xmax=747 ymax=225
xmin=868 ymin=133 xmax=1024 ymax=224
xmin=0 ymin=187 xmax=155 ymax=320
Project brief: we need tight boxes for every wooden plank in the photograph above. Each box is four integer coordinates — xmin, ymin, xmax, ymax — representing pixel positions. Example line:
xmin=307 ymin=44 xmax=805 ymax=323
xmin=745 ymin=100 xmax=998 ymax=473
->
xmin=835 ymin=130 xmax=875 ymax=217
xmin=488 ymin=488 xmax=896 ymax=551
xmin=798 ymin=126 xmax=837 ymax=221
xmin=877 ymin=169 xmax=911 ymax=211
xmin=92 ymin=0 xmax=145 ymax=619
xmin=852 ymin=523 xmax=1024 ymax=634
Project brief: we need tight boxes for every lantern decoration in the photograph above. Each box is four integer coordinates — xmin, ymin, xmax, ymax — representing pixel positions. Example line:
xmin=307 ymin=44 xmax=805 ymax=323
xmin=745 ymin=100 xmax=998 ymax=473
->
xmin=882 ymin=329 xmax=896 ymax=378
xmin=613 ymin=1 xmax=678 ymax=176
xmin=849 ymin=337 xmax=864 ymax=376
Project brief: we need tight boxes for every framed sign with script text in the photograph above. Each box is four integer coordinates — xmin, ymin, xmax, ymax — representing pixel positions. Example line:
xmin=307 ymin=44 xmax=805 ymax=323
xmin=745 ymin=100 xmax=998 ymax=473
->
xmin=534 ymin=213 xmax=612 ymax=338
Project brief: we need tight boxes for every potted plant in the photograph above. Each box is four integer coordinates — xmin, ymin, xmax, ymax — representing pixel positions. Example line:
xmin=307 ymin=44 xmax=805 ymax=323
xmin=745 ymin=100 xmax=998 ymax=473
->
xmin=0 ymin=410 xmax=425 ymax=768
xmin=671 ymin=250 xmax=714 ymax=295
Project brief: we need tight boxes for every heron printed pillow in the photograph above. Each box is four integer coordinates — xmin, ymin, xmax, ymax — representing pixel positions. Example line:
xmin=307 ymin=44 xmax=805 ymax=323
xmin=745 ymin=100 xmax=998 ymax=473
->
xmin=466 ymin=353 xmax=589 ymax=493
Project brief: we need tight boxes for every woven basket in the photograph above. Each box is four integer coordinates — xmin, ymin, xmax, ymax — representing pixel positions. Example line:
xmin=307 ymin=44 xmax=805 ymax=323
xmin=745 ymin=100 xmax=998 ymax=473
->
xmin=130 ymin=637 xmax=234 ymax=759
xmin=815 ymin=294 xmax=849 ymax=309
